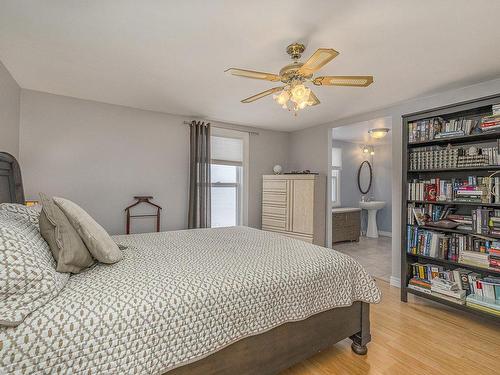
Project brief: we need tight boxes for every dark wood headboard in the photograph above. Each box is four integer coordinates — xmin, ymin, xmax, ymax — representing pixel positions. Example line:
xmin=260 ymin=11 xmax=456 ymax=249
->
xmin=0 ymin=152 xmax=25 ymax=204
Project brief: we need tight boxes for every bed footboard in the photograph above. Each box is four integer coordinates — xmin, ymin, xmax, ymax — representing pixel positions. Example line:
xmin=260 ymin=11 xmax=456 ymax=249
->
xmin=167 ymin=301 xmax=371 ymax=375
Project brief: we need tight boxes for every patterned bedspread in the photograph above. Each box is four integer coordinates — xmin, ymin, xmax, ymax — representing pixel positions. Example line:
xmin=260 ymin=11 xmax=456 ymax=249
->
xmin=0 ymin=227 xmax=381 ymax=374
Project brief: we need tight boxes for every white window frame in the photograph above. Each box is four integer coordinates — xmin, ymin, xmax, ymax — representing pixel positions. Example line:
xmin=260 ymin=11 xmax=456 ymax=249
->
xmin=211 ymin=127 xmax=249 ymax=226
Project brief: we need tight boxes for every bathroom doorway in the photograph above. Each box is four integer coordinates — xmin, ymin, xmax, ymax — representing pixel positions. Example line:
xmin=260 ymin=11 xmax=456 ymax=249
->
xmin=328 ymin=117 xmax=393 ymax=282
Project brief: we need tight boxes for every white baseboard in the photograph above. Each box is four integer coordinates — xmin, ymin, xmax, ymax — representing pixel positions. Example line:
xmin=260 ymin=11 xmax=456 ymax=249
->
xmin=378 ymin=231 xmax=392 ymax=237
xmin=389 ymin=276 xmax=401 ymax=288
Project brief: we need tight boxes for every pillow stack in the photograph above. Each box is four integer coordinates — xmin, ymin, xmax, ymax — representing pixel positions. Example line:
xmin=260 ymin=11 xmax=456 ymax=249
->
xmin=52 ymin=197 xmax=122 ymax=264
xmin=38 ymin=193 xmax=95 ymax=273
xmin=0 ymin=196 xmax=122 ymax=327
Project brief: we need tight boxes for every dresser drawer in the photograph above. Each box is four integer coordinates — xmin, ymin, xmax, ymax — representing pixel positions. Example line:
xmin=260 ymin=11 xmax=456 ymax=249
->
xmin=262 ymin=192 xmax=287 ymax=205
xmin=263 ymin=179 xmax=287 ymax=192
xmin=262 ymin=216 xmax=287 ymax=230
xmin=262 ymin=205 xmax=287 ymax=217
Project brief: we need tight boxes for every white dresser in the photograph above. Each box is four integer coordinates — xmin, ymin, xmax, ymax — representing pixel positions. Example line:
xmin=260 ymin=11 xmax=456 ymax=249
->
xmin=261 ymin=174 xmax=326 ymax=245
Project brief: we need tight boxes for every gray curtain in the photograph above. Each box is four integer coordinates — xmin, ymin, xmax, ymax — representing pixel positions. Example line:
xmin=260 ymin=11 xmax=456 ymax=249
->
xmin=188 ymin=121 xmax=211 ymax=228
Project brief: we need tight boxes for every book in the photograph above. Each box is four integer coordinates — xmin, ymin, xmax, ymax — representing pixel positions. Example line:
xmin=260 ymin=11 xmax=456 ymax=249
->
xmin=467 ymin=302 xmax=500 ymax=316
xmin=466 ymin=293 xmax=500 ymax=311
xmin=412 ymin=207 xmax=426 ymax=226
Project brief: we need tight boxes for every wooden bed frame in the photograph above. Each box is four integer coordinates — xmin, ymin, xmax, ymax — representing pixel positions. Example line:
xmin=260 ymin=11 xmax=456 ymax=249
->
xmin=0 ymin=151 xmax=372 ymax=374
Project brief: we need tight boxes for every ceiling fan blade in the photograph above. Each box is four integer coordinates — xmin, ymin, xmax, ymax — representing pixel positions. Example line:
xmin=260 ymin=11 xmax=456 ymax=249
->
xmin=241 ymin=87 xmax=284 ymax=103
xmin=313 ymin=75 xmax=373 ymax=87
xmin=225 ymin=68 xmax=281 ymax=82
xmin=298 ymin=48 xmax=339 ymax=76
xmin=308 ymin=91 xmax=320 ymax=106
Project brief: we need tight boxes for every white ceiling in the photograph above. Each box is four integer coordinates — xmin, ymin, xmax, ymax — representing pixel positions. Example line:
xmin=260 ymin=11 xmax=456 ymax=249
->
xmin=1 ymin=0 xmax=500 ymax=131
xmin=332 ymin=116 xmax=392 ymax=145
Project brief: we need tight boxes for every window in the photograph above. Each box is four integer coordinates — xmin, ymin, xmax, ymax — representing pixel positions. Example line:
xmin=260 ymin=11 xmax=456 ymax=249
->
xmin=210 ymin=129 xmax=248 ymax=227
xmin=211 ymin=164 xmax=241 ymax=227
xmin=331 ymin=147 xmax=342 ymax=207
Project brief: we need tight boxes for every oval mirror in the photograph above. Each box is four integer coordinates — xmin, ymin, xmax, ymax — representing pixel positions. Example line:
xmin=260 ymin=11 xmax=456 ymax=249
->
xmin=357 ymin=160 xmax=372 ymax=194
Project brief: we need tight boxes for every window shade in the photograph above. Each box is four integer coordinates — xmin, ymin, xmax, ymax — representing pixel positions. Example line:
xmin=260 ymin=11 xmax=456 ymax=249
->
xmin=211 ymin=136 xmax=243 ymax=166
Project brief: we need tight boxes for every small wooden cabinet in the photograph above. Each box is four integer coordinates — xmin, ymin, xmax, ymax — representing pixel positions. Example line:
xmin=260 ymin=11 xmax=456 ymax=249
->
xmin=332 ymin=208 xmax=361 ymax=243
xmin=262 ymin=174 xmax=326 ymax=245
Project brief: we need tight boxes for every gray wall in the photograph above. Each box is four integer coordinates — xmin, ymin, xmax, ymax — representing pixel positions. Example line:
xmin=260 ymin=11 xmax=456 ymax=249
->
xmin=289 ymin=78 xmax=500 ymax=285
xmin=332 ymin=140 xmax=392 ymax=234
xmin=19 ymin=90 xmax=288 ymax=234
xmin=0 ymin=60 xmax=20 ymax=158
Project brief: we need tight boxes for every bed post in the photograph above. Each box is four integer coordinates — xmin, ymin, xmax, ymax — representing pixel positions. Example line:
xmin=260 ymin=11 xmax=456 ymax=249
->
xmin=350 ymin=302 xmax=371 ymax=355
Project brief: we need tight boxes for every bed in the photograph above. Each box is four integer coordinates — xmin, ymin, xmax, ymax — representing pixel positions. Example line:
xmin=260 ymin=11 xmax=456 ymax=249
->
xmin=0 ymin=151 xmax=381 ymax=374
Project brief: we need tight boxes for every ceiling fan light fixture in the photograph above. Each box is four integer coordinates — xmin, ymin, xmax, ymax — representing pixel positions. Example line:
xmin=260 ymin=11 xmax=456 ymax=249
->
xmin=368 ymin=128 xmax=390 ymax=139
xmin=227 ymin=43 xmax=373 ymax=115
xmin=273 ymin=90 xmax=289 ymax=106
xmin=291 ymin=84 xmax=309 ymax=101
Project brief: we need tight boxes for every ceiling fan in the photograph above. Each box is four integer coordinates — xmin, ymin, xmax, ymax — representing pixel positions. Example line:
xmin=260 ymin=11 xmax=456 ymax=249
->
xmin=225 ymin=43 xmax=373 ymax=114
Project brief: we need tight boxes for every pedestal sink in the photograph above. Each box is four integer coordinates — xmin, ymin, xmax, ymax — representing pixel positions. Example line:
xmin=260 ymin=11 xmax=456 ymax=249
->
xmin=359 ymin=201 xmax=386 ymax=238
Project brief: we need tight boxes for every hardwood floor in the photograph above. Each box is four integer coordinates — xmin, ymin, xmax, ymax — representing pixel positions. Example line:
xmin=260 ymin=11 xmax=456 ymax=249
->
xmin=282 ymin=279 xmax=500 ymax=375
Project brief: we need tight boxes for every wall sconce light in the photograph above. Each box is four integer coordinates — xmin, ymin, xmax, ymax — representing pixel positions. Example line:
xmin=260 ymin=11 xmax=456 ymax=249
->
xmin=368 ymin=128 xmax=390 ymax=139
xmin=361 ymin=145 xmax=375 ymax=155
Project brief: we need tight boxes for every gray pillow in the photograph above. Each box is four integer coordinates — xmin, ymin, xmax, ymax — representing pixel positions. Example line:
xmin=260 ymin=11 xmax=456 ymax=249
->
xmin=0 ymin=211 xmax=69 ymax=327
xmin=53 ymin=197 xmax=122 ymax=264
xmin=39 ymin=193 xmax=94 ymax=273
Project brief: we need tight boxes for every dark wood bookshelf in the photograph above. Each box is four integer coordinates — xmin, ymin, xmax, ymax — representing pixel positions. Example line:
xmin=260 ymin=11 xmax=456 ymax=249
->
xmin=401 ymin=93 xmax=500 ymax=320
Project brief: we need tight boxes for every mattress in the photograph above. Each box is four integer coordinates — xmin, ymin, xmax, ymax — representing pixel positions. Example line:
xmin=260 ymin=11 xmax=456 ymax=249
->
xmin=0 ymin=226 xmax=381 ymax=374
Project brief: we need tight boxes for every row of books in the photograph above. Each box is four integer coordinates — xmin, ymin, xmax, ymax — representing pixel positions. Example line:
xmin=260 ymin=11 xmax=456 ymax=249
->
xmin=481 ymin=113 xmax=500 ymax=131
xmin=452 ymin=208 xmax=500 ymax=238
xmin=407 ymin=177 xmax=494 ymax=203
xmin=407 ymin=224 xmax=500 ymax=271
xmin=409 ymin=145 xmax=500 ymax=170
xmin=407 ymin=226 xmax=467 ymax=262
xmin=409 ymin=147 xmax=458 ymax=170
xmin=408 ymin=103 xmax=500 ymax=143
xmin=408 ymin=117 xmax=479 ymax=143
xmin=408 ymin=264 xmax=500 ymax=314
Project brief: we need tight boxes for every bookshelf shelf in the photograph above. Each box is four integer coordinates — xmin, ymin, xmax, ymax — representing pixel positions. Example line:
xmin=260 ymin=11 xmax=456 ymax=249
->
xmin=416 ymin=225 xmax=500 ymax=239
xmin=401 ymin=93 xmax=500 ymax=320
xmin=408 ymin=165 xmax=500 ymax=173
xmin=408 ymin=130 xmax=500 ymax=148
xmin=407 ymin=253 xmax=500 ymax=275
xmin=407 ymin=200 xmax=500 ymax=208
xmin=407 ymin=288 xmax=500 ymax=322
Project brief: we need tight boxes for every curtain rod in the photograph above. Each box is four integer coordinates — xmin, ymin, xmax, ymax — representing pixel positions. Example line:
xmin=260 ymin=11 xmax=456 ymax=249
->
xmin=182 ymin=121 xmax=259 ymax=136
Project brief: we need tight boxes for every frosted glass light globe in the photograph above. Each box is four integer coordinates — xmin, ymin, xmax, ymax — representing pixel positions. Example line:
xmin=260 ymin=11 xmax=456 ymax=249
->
xmin=291 ymin=84 xmax=308 ymax=100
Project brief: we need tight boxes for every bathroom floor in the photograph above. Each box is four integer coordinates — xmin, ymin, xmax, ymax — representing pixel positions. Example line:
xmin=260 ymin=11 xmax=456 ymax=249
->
xmin=333 ymin=236 xmax=392 ymax=282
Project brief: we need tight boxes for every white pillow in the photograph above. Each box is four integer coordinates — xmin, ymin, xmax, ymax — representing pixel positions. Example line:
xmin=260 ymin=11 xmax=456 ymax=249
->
xmin=0 ymin=212 xmax=69 ymax=326
xmin=53 ymin=197 xmax=122 ymax=264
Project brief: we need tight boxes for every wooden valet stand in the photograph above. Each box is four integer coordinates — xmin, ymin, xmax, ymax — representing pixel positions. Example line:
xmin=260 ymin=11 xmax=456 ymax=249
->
xmin=125 ymin=196 xmax=162 ymax=234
